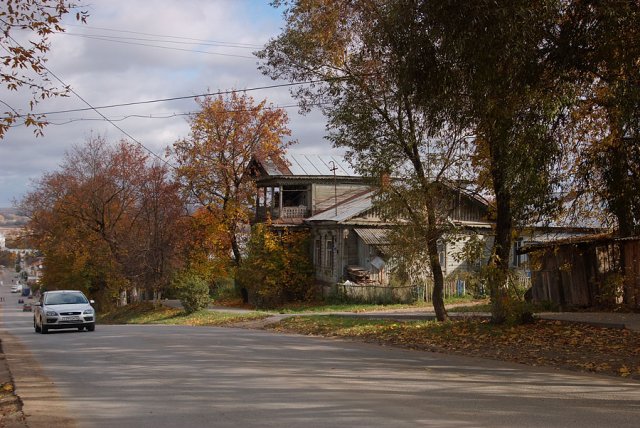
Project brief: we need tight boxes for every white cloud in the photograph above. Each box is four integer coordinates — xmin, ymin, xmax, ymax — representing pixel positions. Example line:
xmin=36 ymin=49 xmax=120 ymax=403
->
xmin=0 ymin=0 xmax=333 ymax=206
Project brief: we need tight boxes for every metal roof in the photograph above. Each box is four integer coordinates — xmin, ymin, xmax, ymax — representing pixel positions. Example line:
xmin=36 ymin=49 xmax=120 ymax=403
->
xmin=305 ymin=190 xmax=375 ymax=222
xmin=354 ymin=228 xmax=389 ymax=245
xmin=519 ymin=232 xmax=613 ymax=254
xmin=261 ymin=153 xmax=359 ymax=177
xmin=287 ymin=154 xmax=357 ymax=176
xmin=521 ymin=233 xmax=640 ymax=254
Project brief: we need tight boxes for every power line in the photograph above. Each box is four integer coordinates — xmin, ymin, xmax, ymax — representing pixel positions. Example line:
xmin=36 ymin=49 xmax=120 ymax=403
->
xmin=7 ymin=80 xmax=340 ymax=118
xmin=62 ymin=23 xmax=264 ymax=48
xmin=61 ymin=31 xmax=260 ymax=49
xmin=1 ymin=32 xmax=175 ymax=169
xmin=8 ymin=101 xmax=331 ymax=128
xmin=58 ymin=33 xmax=256 ymax=59
xmin=9 ymin=113 xmax=192 ymax=127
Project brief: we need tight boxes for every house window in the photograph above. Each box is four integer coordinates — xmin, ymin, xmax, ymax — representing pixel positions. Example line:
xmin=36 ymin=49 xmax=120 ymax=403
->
xmin=326 ymin=238 xmax=334 ymax=271
xmin=273 ymin=189 xmax=280 ymax=208
xmin=513 ymin=239 xmax=528 ymax=268
xmin=437 ymin=241 xmax=446 ymax=272
xmin=314 ymin=239 xmax=322 ymax=266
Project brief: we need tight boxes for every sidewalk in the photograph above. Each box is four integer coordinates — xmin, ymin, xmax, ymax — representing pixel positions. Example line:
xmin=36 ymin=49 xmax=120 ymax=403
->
xmin=537 ymin=312 xmax=640 ymax=332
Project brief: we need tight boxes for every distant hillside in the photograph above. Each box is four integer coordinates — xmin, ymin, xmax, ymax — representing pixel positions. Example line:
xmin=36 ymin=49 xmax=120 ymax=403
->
xmin=0 ymin=208 xmax=28 ymax=227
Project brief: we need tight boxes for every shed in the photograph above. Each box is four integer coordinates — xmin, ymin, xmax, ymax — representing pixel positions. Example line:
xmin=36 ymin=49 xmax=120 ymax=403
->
xmin=522 ymin=235 xmax=640 ymax=309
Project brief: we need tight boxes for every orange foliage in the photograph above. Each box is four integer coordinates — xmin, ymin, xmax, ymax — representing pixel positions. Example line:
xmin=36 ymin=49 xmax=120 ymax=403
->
xmin=172 ymin=91 xmax=293 ymax=265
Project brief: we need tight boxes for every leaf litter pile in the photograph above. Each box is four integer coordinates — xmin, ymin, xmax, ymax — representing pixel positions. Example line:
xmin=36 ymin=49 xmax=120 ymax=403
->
xmin=268 ymin=316 xmax=640 ymax=380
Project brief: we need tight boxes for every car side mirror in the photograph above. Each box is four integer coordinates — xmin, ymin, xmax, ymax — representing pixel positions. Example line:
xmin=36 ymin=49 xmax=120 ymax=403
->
xmin=90 ymin=300 xmax=95 ymax=305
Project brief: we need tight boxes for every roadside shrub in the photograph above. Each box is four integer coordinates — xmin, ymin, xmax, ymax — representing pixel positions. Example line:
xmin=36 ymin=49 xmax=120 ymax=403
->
xmin=237 ymin=223 xmax=315 ymax=308
xmin=171 ymin=271 xmax=210 ymax=314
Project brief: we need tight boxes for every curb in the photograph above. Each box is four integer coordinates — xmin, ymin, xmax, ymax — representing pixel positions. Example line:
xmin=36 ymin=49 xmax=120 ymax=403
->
xmin=0 ymin=339 xmax=27 ymax=428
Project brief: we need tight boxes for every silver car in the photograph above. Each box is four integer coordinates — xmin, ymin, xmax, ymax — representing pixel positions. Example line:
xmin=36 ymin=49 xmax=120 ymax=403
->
xmin=34 ymin=290 xmax=96 ymax=333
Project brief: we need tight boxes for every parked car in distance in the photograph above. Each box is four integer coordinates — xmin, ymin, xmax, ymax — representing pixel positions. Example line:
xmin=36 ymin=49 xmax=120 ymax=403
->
xmin=22 ymin=303 xmax=32 ymax=312
xmin=33 ymin=290 xmax=96 ymax=334
xmin=11 ymin=283 xmax=22 ymax=293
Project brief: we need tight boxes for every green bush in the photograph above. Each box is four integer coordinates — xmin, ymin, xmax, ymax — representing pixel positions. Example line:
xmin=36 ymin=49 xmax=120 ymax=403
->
xmin=172 ymin=271 xmax=210 ymax=314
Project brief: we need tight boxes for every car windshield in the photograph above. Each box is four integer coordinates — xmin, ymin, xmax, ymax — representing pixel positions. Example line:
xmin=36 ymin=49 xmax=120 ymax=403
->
xmin=44 ymin=292 xmax=88 ymax=305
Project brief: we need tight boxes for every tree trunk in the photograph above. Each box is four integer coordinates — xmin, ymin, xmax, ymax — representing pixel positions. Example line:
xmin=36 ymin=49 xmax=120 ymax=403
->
xmin=490 ymin=145 xmax=513 ymax=324
xmin=425 ymin=207 xmax=448 ymax=322
xmin=612 ymin=204 xmax=631 ymax=305
xmin=608 ymin=139 xmax=632 ymax=304
xmin=427 ymin=236 xmax=448 ymax=321
xmin=230 ymin=231 xmax=242 ymax=266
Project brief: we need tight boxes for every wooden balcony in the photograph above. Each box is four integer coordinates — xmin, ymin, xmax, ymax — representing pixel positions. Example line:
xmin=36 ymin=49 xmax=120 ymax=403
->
xmin=256 ymin=205 xmax=310 ymax=222
xmin=281 ymin=206 xmax=309 ymax=218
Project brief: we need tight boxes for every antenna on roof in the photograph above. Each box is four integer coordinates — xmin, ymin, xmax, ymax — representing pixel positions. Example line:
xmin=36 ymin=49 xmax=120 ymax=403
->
xmin=329 ymin=160 xmax=338 ymax=216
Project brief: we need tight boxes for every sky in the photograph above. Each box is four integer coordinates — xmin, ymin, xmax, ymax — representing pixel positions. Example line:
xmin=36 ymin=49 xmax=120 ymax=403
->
xmin=0 ymin=0 xmax=334 ymax=207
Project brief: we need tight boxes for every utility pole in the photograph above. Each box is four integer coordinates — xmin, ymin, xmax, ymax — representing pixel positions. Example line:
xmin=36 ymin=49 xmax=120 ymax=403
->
xmin=329 ymin=160 xmax=338 ymax=216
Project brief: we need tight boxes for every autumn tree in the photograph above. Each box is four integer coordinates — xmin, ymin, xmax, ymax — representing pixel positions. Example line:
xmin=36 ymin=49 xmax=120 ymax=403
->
xmin=550 ymin=1 xmax=640 ymax=306
xmin=21 ymin=136 xmax=186 ymax=308
xmin=0 ymin=0 xmax=87 ymax=139
xmin=408 ymin=0 xmax=568 ymax=323
xmin=556 ymin=1 xmax=640 ymax=237
xmin=0 ymin=249 xmax=16 ymax=267
xmin=258 ymin=0 xmax=476 ymax=321
xmin=237 ymin=223 xmax=314 ymax=308
xmin=172 ymin=92 xmax=292 ymax=269
xmin=127 ymin=161 xmax=189 ymax=301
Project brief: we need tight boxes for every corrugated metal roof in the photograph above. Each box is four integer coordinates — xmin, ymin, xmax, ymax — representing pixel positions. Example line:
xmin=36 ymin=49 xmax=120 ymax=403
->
xmin=256 ymin=155 xmax=288 ymax=176
xmin=286 ymin=154 xmax=357 ymax=177
xmin=260 ymin=153 xmax=359 ymax=177
xmin=305 ymin=190 xmax=375 ymax=222
xmin=354 ymin=228 xmax=389 ymax=245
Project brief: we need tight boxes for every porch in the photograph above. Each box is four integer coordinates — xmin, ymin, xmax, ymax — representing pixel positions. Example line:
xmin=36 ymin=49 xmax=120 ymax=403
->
xmin=255 ymin=184 xmax=310 ymax=221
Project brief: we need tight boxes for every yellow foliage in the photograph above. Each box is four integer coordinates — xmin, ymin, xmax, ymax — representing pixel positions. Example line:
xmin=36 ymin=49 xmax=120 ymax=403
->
xmin=237 ymin=224 xmax=315 ymax=308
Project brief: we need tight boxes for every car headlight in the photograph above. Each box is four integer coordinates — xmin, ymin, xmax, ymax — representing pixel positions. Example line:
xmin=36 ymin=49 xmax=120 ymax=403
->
xmin=83 ymin=308 xmax=94 ymax=315
xmin=45 ymin=311 xmax=58 ymax=316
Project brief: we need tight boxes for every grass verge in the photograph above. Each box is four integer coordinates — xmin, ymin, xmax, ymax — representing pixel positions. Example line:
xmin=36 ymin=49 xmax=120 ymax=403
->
xmin=267 ymin=296 xmax=485 ymax=314
xmin=267 ymin=315 xmax=640 ymax=380
xmin=99 ymin=302 xmax=269 ymax=326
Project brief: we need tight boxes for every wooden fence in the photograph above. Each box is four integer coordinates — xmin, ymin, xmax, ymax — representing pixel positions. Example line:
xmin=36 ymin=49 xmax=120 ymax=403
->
xmin=337 ymin=275 xmax=531 ymax=304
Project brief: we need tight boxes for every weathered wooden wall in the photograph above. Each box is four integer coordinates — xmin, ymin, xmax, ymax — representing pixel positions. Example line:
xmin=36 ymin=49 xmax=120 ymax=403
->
xmin=531 ymin=240 xmax=640 ymax=309
xmin=623 ymin=241 xmax=640 ymax=308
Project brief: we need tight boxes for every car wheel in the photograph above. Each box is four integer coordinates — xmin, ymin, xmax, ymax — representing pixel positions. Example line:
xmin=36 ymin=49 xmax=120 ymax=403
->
xmin=86 ymin=323 xmax=95 ymax=332
xmin=34 ymin=317 xmax=41 ymax=333
xmin=41 ymin=319 xmax=48 ymax=334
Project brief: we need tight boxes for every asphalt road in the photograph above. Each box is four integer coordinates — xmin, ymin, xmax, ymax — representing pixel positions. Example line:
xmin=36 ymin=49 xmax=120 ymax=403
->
xmin=1 ymin=270 xmax=640 ymax=427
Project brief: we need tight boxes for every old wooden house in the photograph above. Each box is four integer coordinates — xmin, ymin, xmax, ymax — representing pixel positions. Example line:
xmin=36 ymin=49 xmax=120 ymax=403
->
xmin=249 ymin=153 xmax=499 ymax=287
xmin=304 ymin=187 xmax=497 ymax=285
